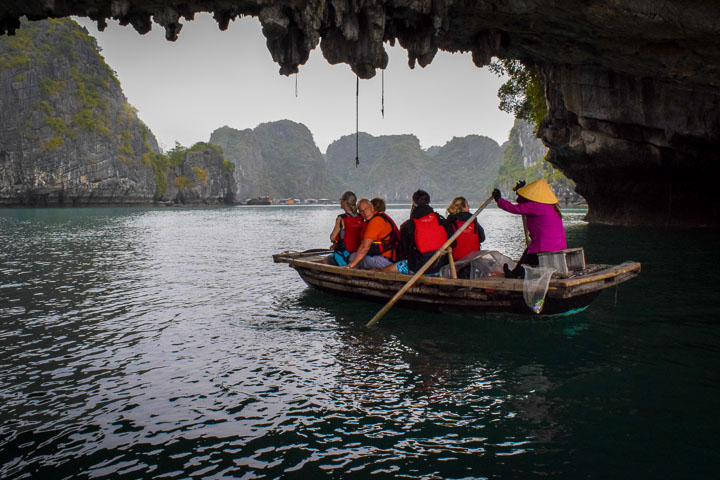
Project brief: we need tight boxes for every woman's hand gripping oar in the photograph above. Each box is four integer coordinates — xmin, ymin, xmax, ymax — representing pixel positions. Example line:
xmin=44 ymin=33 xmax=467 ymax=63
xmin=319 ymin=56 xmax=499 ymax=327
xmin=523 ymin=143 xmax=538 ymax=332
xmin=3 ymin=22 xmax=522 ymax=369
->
xmin=366 ymin=195 xmax=494 ymax=327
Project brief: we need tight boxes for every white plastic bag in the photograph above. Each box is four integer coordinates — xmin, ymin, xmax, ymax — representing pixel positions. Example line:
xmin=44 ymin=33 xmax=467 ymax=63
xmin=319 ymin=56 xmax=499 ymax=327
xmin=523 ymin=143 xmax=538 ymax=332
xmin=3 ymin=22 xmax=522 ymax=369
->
xmin=522 ymin=265 xmax=557 ymax=314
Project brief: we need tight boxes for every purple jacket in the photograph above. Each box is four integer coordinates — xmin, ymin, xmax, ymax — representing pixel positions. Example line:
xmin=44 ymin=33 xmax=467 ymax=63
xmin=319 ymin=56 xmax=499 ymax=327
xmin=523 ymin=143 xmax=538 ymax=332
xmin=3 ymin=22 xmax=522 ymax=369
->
xmin=497 ymin=198 xmax=567 ymax=254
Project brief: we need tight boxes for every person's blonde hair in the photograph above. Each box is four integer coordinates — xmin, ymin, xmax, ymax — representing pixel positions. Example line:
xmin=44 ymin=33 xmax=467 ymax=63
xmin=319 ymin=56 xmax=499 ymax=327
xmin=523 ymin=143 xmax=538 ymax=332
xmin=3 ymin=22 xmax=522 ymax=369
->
xmin=371 ymin=197 xmax=386 ymax=213
xmin=341 ymin=191 xmax=358 ymax=214
xmin=446 ymin=196 xmax=467 ymax=216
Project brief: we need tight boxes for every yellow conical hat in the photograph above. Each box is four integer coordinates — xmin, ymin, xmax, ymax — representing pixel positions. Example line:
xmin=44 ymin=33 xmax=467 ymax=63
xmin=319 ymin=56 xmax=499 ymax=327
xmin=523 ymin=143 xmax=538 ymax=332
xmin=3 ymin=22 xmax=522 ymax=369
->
xmin=516 ymin=178 xmax=559 ymax=204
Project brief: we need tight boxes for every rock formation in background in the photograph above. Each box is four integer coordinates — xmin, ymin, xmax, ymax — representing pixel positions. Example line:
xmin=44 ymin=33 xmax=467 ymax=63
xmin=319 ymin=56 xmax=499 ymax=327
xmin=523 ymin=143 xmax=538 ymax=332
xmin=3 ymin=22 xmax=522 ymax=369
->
xmin=0 ymin=18 xmax=237 ymax=206
xmin=0 ymin=18 xmax=158 ymax=205
xmin=6 ymin=1 xmax=719 ymax=224
xmin=327 ymin=133 xmax=427 ymax=202
xmin=208 ymin=126 xmax=266 ymax=200
xmin=326 ymin=133 xmax=503 ymax=202
xmin=209 ymin=120 xmax=332 ymax=200
xmin=153 ymin=142 xmax=237 ymax=205
xmin=495 ymin=119 xmax=585 ymax=207
xmin=429 ymin=135 xmax=504 ymax=202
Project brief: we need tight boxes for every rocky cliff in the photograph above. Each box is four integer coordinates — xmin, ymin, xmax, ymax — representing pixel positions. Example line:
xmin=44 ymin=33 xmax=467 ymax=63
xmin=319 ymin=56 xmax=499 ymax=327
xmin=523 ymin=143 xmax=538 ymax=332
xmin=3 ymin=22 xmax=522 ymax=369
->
xmin=0 ymin=18 xmax=159 ymax=205
xmin=209 ymin=121 xmax=332 ymax=200
xmin=8 ymin=1 xmax=718 ymax=224
xmin=495 ymin=119 xmax=585 ymax=207
xmin=0 ymin=18 xmax=237 ymax=206
xmin=326 ymin=133 xmax=503 ymax=202
xmin=154 ymin=142 xmax=236 ymax=205
xmin=429 ymin=135 xmax=504 ymax=202
xmin=539 ymin=64 xmax=720 ymax=225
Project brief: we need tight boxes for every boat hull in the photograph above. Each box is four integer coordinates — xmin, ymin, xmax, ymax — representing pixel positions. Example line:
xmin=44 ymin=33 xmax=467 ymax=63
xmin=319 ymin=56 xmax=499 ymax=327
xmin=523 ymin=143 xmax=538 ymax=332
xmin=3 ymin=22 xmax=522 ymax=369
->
xmin=274 ymin=251 xmax=640 ymax=316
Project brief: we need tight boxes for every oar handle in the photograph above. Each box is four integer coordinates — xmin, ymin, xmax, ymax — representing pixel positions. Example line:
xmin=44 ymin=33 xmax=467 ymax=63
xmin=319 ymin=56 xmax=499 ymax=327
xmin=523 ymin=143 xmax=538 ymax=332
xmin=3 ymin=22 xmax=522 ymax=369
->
xmin=367 ymin=195 xmax=494 ymax=327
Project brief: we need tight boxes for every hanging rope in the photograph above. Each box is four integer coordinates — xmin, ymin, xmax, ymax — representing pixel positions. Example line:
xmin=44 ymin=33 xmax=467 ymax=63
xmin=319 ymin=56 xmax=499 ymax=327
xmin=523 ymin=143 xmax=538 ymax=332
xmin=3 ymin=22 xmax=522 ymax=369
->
xmin=355 ymin=75 xmax=359 ymax=167
xmin=380 ymin=10 xmax=386 ymax=120
xmin=381 ymin=69 xmax=385 ymax=118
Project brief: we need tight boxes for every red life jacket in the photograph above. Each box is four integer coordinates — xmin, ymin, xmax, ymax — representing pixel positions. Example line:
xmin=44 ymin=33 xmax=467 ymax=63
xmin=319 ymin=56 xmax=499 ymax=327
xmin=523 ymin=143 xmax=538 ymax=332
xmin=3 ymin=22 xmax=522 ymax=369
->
xmin=412 ymin=212 xmax=448 ymax=255
xmin=451 ymin=219 xmax=480 ymax=260
xmin=367 ymin=213 xmax=402 ymax=260
xmin=338 ymin=213 xmax=364 ymax=253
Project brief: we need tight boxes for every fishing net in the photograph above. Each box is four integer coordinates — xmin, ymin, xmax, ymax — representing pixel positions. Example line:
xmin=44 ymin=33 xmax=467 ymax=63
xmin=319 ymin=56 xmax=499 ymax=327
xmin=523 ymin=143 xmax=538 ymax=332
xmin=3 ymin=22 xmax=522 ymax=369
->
xmin=439 ymin=250 xmax=516 ymax=279
xmin=522 ymin=265 xmax=557 ymax=314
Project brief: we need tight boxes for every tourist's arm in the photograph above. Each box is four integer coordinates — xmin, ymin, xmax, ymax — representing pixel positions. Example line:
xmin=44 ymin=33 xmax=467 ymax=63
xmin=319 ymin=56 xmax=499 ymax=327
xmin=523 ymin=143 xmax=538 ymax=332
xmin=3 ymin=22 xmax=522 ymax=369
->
xmin=329 ymin=215 xmax=342 ymax=244
xmin=346 ymin=238 xmax=373 ymax=268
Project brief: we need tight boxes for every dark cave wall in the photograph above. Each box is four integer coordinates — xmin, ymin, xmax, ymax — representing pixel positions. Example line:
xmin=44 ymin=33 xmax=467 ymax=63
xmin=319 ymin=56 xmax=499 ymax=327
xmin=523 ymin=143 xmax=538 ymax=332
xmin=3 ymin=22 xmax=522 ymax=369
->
xmin=539 ymin=64 xmax=720 ymax=225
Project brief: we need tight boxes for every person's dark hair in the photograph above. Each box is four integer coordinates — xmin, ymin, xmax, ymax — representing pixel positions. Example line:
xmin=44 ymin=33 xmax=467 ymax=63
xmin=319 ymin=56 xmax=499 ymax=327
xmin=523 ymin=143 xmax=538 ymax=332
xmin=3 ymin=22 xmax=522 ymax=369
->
xmin=412 ymin=190 xmax=430 ymax=207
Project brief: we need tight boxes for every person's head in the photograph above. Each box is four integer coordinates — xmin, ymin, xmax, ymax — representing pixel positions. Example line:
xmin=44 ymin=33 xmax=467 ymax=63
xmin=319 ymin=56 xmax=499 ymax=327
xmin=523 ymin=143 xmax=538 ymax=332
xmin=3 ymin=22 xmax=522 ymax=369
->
xmin=357 ymin=198 xmax=375 ymax=221
xmin=446 ymin=196 xmax=468 ymax=216
xmin=371 ymin=197 xmax=386 ymax=213
xmin=412 ymin=190 xmax=431 ymax=207
xmin=340 ymin=191 xmax=358 ymax=214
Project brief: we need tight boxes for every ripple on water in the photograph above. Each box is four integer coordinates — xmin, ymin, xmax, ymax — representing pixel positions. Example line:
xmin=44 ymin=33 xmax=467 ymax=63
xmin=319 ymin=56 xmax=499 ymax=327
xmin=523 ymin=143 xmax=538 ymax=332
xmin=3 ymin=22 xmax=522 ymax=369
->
xmin=1 ymin=206 xmax=718 ymax=479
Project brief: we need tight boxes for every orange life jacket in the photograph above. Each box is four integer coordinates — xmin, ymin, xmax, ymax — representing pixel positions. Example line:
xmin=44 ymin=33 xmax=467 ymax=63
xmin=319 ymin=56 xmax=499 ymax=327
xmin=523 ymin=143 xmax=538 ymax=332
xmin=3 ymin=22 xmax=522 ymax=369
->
xmin=337 ymin=213 xmax=364 ymax=253
xmin=367 ymin=213 xmax=402 ymax=260
xmin=412 ymin=212 xmax=448 ymax=254
xmin=451 ymin=219 xmax=480 ymax=260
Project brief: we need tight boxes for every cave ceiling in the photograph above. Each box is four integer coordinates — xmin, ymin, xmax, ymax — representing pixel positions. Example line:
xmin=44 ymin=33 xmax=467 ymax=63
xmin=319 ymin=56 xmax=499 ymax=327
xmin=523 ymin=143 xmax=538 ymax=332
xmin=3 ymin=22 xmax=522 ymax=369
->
xmin=1 ymin=1 xmax=718 ymax=87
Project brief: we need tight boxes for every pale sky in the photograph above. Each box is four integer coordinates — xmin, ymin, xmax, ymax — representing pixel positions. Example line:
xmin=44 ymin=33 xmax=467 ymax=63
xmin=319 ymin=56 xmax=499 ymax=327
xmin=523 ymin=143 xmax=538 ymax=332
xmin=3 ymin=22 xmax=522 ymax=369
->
xmin=74 ymin=14 xmax=514 ymax=153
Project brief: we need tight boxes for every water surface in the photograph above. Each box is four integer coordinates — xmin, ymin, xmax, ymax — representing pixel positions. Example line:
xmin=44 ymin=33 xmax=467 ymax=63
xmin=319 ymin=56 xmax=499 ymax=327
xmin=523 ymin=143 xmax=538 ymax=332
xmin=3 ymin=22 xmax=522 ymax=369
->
xmin=1 ymin=205 xmax=718 ymax=479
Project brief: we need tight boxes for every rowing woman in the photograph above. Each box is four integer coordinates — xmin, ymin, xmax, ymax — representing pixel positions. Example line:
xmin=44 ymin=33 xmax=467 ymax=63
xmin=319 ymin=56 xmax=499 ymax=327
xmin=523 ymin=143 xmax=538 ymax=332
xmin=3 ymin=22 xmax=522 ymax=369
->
xmin=492 ymin=179 xmax=566 ymax=278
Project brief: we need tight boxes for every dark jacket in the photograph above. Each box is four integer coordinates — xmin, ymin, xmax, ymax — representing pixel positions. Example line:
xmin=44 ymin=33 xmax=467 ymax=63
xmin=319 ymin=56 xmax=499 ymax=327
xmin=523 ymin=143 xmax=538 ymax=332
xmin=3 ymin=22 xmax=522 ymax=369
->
xmin=400 ymin=205 xmax=455 ymax=273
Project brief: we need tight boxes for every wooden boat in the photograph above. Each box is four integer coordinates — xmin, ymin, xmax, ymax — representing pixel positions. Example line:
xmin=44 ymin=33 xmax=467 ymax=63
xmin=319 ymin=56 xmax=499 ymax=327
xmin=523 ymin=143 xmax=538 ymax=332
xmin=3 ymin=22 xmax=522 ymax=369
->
xmin=273 ymin=250 xmax=641 ymax=315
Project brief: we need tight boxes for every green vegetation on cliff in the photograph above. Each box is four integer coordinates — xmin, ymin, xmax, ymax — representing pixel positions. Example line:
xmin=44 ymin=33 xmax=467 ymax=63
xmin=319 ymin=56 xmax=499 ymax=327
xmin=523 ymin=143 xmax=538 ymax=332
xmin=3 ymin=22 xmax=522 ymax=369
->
xmin=148 ymin=142 xmax=230 ymax=199
xmin=0 ymin=18 xmax=241 ymax=206
xmin=493 ymin=119 xmax=584 ymax=206
xmin=490 ymin=60 xmax=547 ymax=130
xmin=0 ymin=18 xmax=155 ymax=166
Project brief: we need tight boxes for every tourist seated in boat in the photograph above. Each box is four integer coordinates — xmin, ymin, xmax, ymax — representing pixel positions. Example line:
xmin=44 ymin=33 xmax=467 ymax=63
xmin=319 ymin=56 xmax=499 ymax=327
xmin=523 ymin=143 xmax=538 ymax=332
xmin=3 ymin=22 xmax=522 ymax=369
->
xmin=326 ymin=191 xmax=364 ymax=266
xmin=344 ymin=198 xmax=402 ymax=270
xmin=381 ymin=189 xmax=453 ymax=275
xmin=492 ymin=178 xmax=567 ymax=278
xmin=446 ymin=196 xmax=486 ymax=261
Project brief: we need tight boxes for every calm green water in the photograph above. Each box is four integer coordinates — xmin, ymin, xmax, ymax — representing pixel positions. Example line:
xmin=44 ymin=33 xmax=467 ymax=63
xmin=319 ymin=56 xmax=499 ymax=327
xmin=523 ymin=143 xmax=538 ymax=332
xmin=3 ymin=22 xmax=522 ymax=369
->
xmin=1 ymin=205 xmax=718 ymax=479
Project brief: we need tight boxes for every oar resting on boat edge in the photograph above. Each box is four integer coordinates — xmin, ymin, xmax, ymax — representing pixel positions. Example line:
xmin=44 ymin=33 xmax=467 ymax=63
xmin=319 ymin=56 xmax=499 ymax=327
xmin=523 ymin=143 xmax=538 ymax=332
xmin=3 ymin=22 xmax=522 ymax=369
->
xmin=366 ymin=195 xmax=494 ymax=327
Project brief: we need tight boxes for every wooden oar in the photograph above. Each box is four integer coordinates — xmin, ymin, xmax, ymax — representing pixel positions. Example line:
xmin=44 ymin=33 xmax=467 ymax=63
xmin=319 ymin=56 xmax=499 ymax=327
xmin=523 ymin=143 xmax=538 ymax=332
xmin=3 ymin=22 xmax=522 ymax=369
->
xmin=514 ymin=181 xmax=531 ymax=248
xmin=366 ymin=195 xmax=494 ymax=327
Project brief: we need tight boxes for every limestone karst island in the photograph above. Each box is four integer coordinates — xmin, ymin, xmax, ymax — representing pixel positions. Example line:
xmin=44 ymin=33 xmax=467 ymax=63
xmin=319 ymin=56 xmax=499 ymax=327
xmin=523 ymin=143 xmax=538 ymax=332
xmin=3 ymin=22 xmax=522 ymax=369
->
xmin=0 ymin=2 xmax=718 ymax=480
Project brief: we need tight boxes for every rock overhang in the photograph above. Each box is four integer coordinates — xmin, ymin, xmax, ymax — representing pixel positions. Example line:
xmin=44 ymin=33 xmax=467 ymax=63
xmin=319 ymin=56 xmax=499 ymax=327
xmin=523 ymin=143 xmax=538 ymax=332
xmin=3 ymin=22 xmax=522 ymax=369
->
xmin=1 ymin=1 xmax=717 ymax=84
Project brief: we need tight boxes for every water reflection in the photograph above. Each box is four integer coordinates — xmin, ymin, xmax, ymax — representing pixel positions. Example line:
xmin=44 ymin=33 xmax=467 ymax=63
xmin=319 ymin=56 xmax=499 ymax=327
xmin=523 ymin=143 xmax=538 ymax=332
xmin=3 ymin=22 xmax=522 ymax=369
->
xmin=0 ymin=206 xmax=718 ymax=479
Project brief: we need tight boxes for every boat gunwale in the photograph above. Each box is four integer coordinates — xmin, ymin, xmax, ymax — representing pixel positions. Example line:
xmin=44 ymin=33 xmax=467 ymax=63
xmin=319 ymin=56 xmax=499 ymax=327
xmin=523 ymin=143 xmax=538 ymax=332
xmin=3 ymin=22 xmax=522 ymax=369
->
xmin=274 ymin=252 xmax=641 ymax=296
